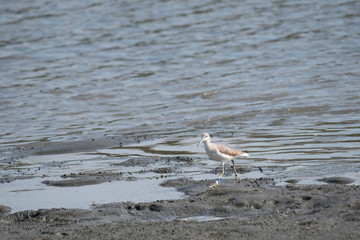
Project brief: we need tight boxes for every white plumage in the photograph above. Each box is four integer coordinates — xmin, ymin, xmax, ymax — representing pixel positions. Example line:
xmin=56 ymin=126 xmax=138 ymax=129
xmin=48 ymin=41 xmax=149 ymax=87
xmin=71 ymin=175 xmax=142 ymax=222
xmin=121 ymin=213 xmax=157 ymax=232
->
xmin=197 ymin=132 xmax=249 ymax=187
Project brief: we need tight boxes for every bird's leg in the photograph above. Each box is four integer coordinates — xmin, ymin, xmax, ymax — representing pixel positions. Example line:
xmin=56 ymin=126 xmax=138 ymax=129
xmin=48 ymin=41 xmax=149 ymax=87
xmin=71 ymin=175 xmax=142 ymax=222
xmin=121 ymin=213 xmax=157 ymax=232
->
xmin=232 ymin=160 xmax=240 ymax=183
xmin=209 ymin=162 xmax=225 ymax=188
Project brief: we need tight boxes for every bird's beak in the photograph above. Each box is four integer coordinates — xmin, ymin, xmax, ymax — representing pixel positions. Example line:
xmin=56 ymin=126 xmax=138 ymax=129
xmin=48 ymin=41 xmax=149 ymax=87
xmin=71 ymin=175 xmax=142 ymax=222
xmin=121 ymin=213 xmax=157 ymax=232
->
xmin=197 ymin=139 xmax=204 ymax=147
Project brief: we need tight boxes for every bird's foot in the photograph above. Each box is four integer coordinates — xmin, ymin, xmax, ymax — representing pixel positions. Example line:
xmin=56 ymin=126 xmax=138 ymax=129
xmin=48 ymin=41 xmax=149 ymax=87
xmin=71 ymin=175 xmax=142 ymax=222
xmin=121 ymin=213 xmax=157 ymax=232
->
xmin=209 ymin=178 xmax=221 ymax=188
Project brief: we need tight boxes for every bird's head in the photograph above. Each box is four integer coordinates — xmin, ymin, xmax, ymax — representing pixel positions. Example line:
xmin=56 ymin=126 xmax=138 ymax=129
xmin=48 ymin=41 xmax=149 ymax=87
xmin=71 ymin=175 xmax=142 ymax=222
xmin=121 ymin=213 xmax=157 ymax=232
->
xmin=197 ymin=132 xmax=210 ymax=147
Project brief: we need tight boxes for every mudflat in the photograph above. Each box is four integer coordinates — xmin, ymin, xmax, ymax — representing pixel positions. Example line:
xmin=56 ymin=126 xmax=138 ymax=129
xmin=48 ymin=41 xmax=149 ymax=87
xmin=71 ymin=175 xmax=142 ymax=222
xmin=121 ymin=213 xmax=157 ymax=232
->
xmin=1 ymin=177 xmax=359 ymax=240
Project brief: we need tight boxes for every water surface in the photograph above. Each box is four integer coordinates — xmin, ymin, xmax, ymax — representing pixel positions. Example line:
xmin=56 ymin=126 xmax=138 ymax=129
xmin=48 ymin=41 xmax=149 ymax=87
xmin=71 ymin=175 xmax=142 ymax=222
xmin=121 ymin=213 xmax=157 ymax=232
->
xmin=1 ymin=0 xmax=359 ymax=212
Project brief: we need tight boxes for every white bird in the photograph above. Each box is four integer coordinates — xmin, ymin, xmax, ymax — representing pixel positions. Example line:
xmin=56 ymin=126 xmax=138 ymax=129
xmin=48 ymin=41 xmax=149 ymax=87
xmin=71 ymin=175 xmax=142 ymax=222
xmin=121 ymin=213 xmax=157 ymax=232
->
xmin=197 ymin=132 xmax=249 ymax=188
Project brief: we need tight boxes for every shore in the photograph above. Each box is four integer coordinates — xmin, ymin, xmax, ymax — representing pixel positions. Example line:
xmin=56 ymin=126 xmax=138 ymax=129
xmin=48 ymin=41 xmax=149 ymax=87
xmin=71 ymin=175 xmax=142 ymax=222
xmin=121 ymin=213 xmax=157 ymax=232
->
xmin=1 ymin=177 xmax=359 ymax=240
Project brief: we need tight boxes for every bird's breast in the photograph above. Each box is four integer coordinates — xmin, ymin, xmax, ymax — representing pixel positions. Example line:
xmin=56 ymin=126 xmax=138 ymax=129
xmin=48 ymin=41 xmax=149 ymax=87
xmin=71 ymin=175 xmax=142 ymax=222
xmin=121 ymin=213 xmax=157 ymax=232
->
xmin=205 ymin=145 xmax=231 ymax=162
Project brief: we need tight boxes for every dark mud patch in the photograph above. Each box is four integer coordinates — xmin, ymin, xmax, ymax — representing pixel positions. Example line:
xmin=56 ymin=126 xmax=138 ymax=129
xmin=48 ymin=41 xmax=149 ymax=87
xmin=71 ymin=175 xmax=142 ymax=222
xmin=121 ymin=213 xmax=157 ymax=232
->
xmin=43 ymin=178 xmax=107 ymax=187
xmin=42 ymin=171 xmax=124 ymax=187
xmin=285 ymin=179 xmax=299 ymax=184
xmin=0 ymin=135 xmax=155 ymax=161
xmin=206 ymin=165 xmax=252 ymax=175
xmin=0 ymin=205 xmax=11 ymax=216
xmin=0 ymin=174 xmax=35 ymax=184
xmin=3 ymin=156 xmax=194 ymax=187
xmin=1 ymin=178 xmax=359 ymax=239
xmin=111 ymin=156 xmax=193 ymax=168
xmin=318 ymin=176 xmax=355 ymax=185
xmin=111 ymin=158 xmax=154 ymax=167
xmin=152 ymin=167 xmax=173 ymax=174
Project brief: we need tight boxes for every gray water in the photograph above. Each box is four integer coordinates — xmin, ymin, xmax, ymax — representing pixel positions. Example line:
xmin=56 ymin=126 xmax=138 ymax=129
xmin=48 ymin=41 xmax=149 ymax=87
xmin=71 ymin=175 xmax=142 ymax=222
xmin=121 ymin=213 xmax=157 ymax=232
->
xmin=1 ymin=0 xmax=360 ymax=212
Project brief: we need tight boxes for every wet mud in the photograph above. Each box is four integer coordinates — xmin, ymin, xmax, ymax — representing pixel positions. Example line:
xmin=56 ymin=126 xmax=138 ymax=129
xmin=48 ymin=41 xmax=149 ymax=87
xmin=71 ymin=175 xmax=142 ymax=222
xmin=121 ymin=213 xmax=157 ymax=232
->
xmin=1 ymin=177 xmax=359 ymax=240
xmin=1 ymin=138 xmax=359 ymax=239
xmin=0 ymin=135 xmax=152 ymax=162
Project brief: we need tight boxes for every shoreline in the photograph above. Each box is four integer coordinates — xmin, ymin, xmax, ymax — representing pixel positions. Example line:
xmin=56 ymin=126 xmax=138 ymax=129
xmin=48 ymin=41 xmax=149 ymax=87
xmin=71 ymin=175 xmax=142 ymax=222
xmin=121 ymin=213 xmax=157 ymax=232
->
xmin=1 ymin=178 xmax=359 ymax=240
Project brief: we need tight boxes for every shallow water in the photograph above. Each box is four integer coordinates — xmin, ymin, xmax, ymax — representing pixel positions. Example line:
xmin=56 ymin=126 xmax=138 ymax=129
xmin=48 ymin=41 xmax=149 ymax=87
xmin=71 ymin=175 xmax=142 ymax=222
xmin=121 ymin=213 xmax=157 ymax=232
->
xmin=1 ymin=0 xmax=360 ymax=212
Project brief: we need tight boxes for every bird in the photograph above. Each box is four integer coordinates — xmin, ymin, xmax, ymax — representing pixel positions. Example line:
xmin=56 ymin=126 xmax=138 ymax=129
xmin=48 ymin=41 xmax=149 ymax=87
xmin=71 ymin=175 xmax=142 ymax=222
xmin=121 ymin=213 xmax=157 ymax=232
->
xmin=197 ymin=132 xmax=249 ymax=188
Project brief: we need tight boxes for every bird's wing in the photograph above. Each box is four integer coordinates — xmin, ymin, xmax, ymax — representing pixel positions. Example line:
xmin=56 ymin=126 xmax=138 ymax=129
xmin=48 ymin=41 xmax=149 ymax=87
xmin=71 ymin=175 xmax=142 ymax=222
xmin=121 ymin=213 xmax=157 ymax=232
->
xmin=215 ymin=144 xmax=244 ymax=157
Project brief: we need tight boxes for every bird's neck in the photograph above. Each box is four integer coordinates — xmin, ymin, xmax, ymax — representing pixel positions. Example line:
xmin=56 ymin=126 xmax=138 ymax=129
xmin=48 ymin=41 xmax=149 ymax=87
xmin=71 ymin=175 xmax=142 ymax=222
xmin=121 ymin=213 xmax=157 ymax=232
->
xmin=203 ymin=139 xmax=212 ymax=148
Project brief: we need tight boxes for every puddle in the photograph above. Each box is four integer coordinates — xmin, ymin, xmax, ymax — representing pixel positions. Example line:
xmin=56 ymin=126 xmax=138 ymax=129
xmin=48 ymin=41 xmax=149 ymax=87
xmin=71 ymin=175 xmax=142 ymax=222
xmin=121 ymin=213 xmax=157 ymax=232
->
xmin=0 ymin=177 xmax=185 ymax=213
